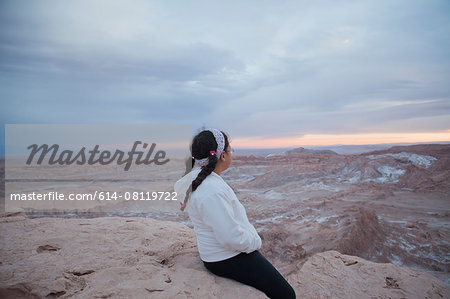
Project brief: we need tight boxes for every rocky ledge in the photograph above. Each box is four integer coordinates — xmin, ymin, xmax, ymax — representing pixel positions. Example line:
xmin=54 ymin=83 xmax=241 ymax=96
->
xmin=0 ymin=211 xmax=448 ymax=298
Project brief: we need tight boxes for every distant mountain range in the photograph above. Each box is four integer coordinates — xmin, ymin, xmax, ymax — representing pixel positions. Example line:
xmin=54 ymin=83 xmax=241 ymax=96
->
xmin=234 ymin=141 xmax=450 ymax=156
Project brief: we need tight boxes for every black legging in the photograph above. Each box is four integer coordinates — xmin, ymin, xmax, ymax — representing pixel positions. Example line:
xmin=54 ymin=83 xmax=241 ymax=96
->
xmin=203 ymin=250 xmax=296 ymax=299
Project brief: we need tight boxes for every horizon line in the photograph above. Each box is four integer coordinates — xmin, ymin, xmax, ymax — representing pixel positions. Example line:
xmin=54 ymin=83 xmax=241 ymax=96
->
xmin=232 ymin=140 xmax=450 ymax=149
xmin=230 ymin=131 xmax=450 ymax=148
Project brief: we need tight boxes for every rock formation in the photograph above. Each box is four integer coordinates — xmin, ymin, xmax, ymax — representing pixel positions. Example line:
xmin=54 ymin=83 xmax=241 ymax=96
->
xmin=1 ymin=212 xmax=448 ymax=299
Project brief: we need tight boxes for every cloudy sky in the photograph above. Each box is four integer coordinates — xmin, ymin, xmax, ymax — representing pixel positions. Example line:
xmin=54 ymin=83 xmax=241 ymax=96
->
xmin=1 ymin=0 xmax=449 ymax=150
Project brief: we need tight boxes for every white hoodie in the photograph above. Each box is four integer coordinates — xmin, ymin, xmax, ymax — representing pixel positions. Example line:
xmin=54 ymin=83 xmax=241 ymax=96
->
xmin=175 ymin=167 xmax=262 ymax=262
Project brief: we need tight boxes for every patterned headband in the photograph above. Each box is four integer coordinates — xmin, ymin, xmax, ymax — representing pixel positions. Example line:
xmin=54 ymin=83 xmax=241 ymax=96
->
xmin=193 ymin=129 xmax=225 ymax=167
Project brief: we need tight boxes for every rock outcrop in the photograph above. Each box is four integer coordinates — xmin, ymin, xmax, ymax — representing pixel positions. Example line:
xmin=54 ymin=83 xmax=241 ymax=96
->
xmin=1 ymin=213 xmax=448 ymax=299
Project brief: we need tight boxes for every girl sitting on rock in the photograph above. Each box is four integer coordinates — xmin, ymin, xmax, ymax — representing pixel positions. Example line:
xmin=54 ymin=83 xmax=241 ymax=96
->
xmin=175 ymin=128 xmax=296 ymax=299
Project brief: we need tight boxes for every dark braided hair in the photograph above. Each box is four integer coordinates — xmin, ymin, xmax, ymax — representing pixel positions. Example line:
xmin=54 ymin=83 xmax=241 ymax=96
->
xmin=180 ymin=130 xmax=229 ymax=211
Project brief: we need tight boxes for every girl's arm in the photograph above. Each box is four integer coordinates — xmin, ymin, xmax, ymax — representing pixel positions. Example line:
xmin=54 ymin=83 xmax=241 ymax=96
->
xmin=201 ymin=191 xmax=261 ymax=253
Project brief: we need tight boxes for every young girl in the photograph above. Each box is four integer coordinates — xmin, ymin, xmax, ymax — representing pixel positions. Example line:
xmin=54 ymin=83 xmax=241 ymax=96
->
xmin=175 ymin=128 xmax=296 ymax=299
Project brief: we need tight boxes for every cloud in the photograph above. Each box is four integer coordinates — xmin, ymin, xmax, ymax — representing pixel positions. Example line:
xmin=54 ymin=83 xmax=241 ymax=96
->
xmin=0 ymin=0 xmax=449 ymax=148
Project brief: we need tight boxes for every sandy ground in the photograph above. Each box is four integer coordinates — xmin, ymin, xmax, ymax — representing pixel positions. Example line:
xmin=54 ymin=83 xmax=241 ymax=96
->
xmin=1 ymin=213 xmax=448 ymax=298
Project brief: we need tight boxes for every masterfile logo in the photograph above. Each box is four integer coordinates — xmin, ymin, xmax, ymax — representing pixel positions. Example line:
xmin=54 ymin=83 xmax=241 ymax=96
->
xmin=26 ymin=141 xmax=170 ymax=171
xmin=5 ymin=124 xmax=192 ymax=214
